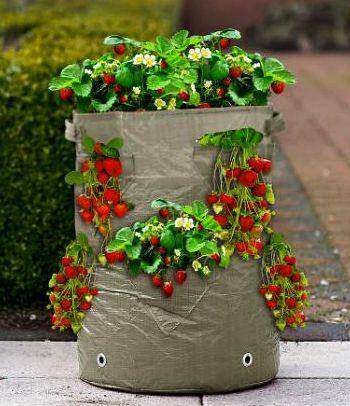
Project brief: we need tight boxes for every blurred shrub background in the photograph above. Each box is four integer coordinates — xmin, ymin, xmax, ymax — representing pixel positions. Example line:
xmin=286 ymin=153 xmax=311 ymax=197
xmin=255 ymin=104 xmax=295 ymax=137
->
xmin=0 ymin=0 xmax=179 ymax=306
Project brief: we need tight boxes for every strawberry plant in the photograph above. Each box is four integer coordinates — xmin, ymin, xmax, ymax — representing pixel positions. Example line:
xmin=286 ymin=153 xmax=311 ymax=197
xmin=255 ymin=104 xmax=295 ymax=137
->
xmin=200 ymin=128 xmax=274 ymax=262
xmin=104 ymin=199 xmax=223 ymax=297
xmin=49 ymin=29 xmax=295 ymax=112
xmin=47 ymin=233 xmax=98 ymax=333
xmin=259 ymin=233 xmax=309 ymax=331
xmin=65 ymin=137 xmax=133 ymax=248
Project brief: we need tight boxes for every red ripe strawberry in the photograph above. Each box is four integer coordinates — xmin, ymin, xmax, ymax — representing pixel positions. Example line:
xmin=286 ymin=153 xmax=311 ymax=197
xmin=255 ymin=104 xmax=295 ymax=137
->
xmin=114 ymin=44 xmax=126 ymax=55
xmin=79 ymin=302 xmax=91 ymax=311
xmin=97 ymin=171 xmax=110 ymax=184
xmin=229 ymin=66 xmax=243 ymax=79
xmin=53 ymin=285 xmax=61 ymax=292
xmin=206 ymin=194 xmax=219 ymax=204
xmin=225 ymin=168 xmax=240 ymax=180
xmin=77 ymin=195 xmax=92 ymax=210
xmin=81 ymin=160 xmax=90 ymax=173
xmin=250 ymin=238 xmax=263 ymax=252
xmin=61 ymin=299 xmax=72 ymax=311
xmin=103 ymin=73 xmax=115 ymax=85
xmin=214 ymin=214 xmax=228 ymax=227
xmin=94 ymin=143 xmax=104 ymax=155
xmin=261 ymin=158 xmax=272 ymax=173
xmin=261 ymin=212 xmax=271 ymax=224
xmin=61 ymin=318 xmax=71 ymax=328
xmin=104 ymin=189 xmax=120 ymax=204
xmin=286 ymin=297 xmax=297 ymax=308
xmin=279 ymin=265 xmax=293 ymax=277
xmin=291 ymin=272 xmax=301 ymax=283
xmin=56 ymin=274 xmax=67 ymax=284
xmin=286 ymin=316 xmax=296 ymax=325
xmin=197 ymin=224 xmax=204 ymax=231
xmin=64 ymin=266 xmax=78 ymax=279
xmin=61 ymin=256 xmax=72 ymax=267
xmin=119 ymin=94 xmax=128 ymax=103
xmin=266 ymin=300 xmax=277 ymax=309
xmin=239 ymin=215 xmax=254 ymax=232
xmin=105 ymin=250 xmax=126 ymax=264
xmin=248 ymin=157 xmax=263 ymax=173
xmin=211 ymin=253 xmax=221 ymax=264
xmin=301 ymin=292 xmax=308 ymax=301
xmin=220 ymin=194 xmax=236 ymax=207
xmin=299 ymin=313 xmax=306 ymax=322
xmin=284 ymin=256 xmax=296 ymax=265
xmin=198 ymin=103 xmax=211 ymax=108
xmin=164 ymin=256 xmax=171 ymax=265
xmin=113 ymin=84 xmax=122 ymax=93
xmin=238 ymin=170 xmax=258 ymax=187
xmin=90 ymin=288 xmax=98 ymax=295
xmin=77 ymin=266 xmax=88 ymax=275
xmin=178 ymin=91 xmax=190 ymax=102
xmin=174 ymin=270 xmax=187 ymax=284
xmin=260 ymin=200 xmax=268 ymax=208
xmin=220 ymin=37 xmax=230 ymax=49
xmin=158 ymin=247 xmax=166 ymax=255
xmin=96 ymin=204 xmax=111 ymax=221
xmin=216 ymin=88 xmax=226 ymax=97
xmin=150 ymin=236 xmax=160 ymax=246
xmin=268 ymin=284 xmax=279 ymax=293
xmin=163 ymin=281 xmax=174 ymax=297
xmin=259 ymin=287 xmax=268 ymax=295
xmin=94 ymin=158 xmax=104 ymax=173
xmin=76 ymin=285 xmax=89 ymax=296
xmin=159 ymin=208 xmax=169 ymax=218
xmin=113 ymin=202 xmax=128 ymax=218
xmin=152 ymin=274 xmax=163 ymax=288
xmin=236 ymin=242 xmax=247 ymax=253
xmin=160 ymin=60 xmax=167 ymax=69
xmin=59 ymin=88 xmax=73 ymax=101
xmin=269 ymin=265 xmax=279 ymax=275
xmin=103 ymin=158 xmax=123 ymax=177
xmin=271 ymin=81 xmax=286 ymax=94
xmin=252 ymin=183 xmax=267 ymax=198
xmin=222 ymin=77 xmax=231 ymax=86
xmin=80 ymin=210 xmax=94 ymax=223
xmin=157 ymin=88 xmax=164 ymax=95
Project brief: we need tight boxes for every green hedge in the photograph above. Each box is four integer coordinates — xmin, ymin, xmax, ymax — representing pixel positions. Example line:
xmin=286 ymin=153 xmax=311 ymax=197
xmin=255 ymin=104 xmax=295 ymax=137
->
xmin=0 ymin=0 xmax=179 ymax=306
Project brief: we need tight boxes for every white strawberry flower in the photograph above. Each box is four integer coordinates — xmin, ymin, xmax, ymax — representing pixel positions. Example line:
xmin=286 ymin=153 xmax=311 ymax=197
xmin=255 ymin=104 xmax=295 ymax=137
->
xmin=154 ymin=98 xmax=166 ymax=110
xmin=204 ymin=80 xmax=212 ymax=89
xmin=175 ymin=217 xmax=184 ymax=228
xmin=143 ymin=54 xmax=157 ymax=68
xmin=133 ymin=54 xmax=144 ymax=65
xmin=202 ymin=266 xmax=211 ymax=276
xmin=243 ymin=56 xmax=252 ymax=63
xmin=192 ymin=260 xmax=202 ymax=271
xmin=183 ymin=217 xmax=194 ymax=231
xmin=201 ymin=47 xmax=212 ymax=59
xmin=188 ymin=48 xmax=202 ymax=61
xmin=174 ymin=249 xmax=182 ymax=257
xmin=191 ymin=83 xmax=196 ymax=92
xmin=84 ymin=69 xmax=92 ymax=75
xmin=252 ymin=62 xmax=260 ymax=69
xmin=132 ymin=86 xmax=141 ymax=95
xmin=167 ymin=98 xmax=176 ymax=110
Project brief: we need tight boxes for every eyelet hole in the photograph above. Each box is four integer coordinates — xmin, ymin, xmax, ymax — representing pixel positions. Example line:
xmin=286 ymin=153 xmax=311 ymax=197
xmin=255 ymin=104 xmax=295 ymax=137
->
xmin=242 ymin=352 xmax=253 ymax=367
xmin=97 ymin=353 xmax=107 ymax=368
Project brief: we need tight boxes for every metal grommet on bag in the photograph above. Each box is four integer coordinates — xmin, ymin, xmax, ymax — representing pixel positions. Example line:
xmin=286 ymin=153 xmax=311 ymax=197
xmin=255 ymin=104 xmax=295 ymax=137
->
xmin=242 ymin=352 xmax=253 ymax=367
xmin=97 ymin=353 xmax=107 ymax=368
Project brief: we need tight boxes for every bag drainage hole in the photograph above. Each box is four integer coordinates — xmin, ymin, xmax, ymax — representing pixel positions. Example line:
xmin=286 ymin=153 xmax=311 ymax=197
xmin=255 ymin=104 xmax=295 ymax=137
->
xmin=242 ymin=353 xmax=253 ymax=367
xmin=97 ymin=353 xmax=107 ymax=368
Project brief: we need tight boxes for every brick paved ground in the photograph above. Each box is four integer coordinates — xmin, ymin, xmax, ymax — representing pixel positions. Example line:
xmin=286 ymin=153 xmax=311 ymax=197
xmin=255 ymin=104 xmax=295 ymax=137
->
xmin=272 ymin=53 xmax=350 ymax=322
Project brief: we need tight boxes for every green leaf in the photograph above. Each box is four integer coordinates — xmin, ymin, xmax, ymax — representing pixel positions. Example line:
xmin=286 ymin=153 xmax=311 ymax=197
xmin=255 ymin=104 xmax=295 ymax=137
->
xmin=201 ymin=215 xmax=222 ymax=231
xmin=253 ymin=70 xmax=274 ymax=91
xmin=155 ymin=35 xmax=173 ymax=55
xmin=76 ymin=97 xmax=91 ymax=113
xmin=188 ymin=91 xmax=200 ymax=106
xmin=220 ymin=28 xmax=241 ymax=40
xmin=125 ymin=240 xmax=142 ymax=259
xmin=266 ymin=184 xmax=275 ymax=205
xmin=71 ymin=77 xmax=92 ymax=97
xmin=115 ymin=66 xmax=133 ymax=87
xmin=160 ymin=229 xmax=175 ymax=251
xmin=108 ymin=137 xmax=124 ymax=149
xmin=141 ymin=257 xmax=162 ymax=274
xmin=61 ymin=64 xmax=82 ymax=80
xmin=129 ymin=260 xmax=141 ymax=276
xmin=71 ymin=322 xmax=82 ymax=334
xmin=186 ymin=237 xmax=206 ymax=253
xmin=92 ymin=92 xmax=116 ymax=113
xmin=171 ymin=30 xmax=189 ymax=47
xmin=228 ymin=85 xmax=253 ymax=106
xmin=141 ymin=41 xmax=157 ymax=52
xmin=219 ymin=252 xmax=231 ymax=268
xmin=273 ymin=70 xmax=296 ymax=85
xmin=200 ymin=241 xmax=218 ymax=256
xmin=263 ymin=57 xmax=285 ymax=73
xmin=76 ymin=232 xmax=89 ymax=249
xmin=101 ymin=144 xmax=120 ymax=158
xmin=151 ymin=199 xmax=182 ymax=211
xmin=276 ymin=319 xmax=286 ymax=331
xmin=82 ymin=136 xmax=95 ymax=153
xmin=115 ymin=227 xmax=134 ymax=244
xmin=48 ymin=77 xmax=72 ymax=91
xmin=64 ymin=171 xmax=85 ymax=185
xmin=147 ymin=74 xmax=170 ymax=90
xmin=104 ymin=35 xmax=140 ymax=47
xmin=210 ymin=61 xmax=229 ymax=81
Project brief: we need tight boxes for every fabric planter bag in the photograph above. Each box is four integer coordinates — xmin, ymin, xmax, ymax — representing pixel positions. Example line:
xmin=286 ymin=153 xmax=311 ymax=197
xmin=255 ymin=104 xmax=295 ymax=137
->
xmin=65 ymin=105 xmax=284 ymax=393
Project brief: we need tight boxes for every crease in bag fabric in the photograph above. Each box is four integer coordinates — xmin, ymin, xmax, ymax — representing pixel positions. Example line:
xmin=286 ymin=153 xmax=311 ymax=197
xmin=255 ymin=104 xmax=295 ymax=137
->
xmin=67 ymin=106 xmax=283 ymax=393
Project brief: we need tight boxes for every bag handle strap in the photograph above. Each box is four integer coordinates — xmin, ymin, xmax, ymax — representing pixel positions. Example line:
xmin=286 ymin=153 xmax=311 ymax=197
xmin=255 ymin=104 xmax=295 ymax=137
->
xmin=65 ymin=119 xmax=78 ymax=142
xmin=265 ymin=111 xmax=285 ymax=135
